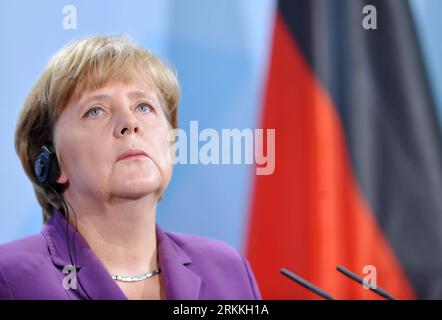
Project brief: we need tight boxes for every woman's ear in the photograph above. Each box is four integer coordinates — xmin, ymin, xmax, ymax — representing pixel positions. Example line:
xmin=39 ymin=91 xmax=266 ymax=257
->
xmin=52 ymin=139 xmax=68 ymax=185
xmin=56 ymin=167 xmax=68 ymax=184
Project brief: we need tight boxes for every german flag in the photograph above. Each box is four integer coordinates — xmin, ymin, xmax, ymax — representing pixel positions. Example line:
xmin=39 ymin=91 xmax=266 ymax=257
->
xmin=245 ymin=0 xmax=442 ymax=299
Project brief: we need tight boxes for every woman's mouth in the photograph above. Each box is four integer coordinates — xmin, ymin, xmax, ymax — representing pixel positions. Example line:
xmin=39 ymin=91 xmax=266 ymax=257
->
xmin=117 ymin=149 xmax=149 ymax=161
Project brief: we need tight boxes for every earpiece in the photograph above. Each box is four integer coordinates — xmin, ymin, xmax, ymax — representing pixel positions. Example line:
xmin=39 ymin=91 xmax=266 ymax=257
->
xmin=34 ymin=145 xmax=60 ymax=186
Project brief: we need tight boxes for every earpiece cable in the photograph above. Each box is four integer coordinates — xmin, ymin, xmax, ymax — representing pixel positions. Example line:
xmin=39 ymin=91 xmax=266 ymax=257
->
xmin=48 ymin=185 xmax=92 ymax=300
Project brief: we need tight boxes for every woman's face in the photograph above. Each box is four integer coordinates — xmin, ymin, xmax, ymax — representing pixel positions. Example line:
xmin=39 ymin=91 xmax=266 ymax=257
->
xmin=53 ymin=74 xmax=173 ymax=203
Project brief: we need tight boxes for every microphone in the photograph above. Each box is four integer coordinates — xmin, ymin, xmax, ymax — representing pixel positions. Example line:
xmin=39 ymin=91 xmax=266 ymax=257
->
xmin=280 ymin=268 xmax=336 ymax=300
xmin=336 ymin=265 xmax=397 ymax=300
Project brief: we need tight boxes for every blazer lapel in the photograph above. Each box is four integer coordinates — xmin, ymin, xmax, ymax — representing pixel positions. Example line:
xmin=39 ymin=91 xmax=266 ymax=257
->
xmin=156 ymin=224 xmax=202 ymax=299
xmin=42 ymin=209 xmax=127 ymax=300
xmin=75 ymin=254 xmax=127 ymax=300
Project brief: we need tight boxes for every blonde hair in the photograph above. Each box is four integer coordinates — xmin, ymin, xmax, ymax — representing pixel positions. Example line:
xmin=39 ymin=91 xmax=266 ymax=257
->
xmin=15 ymin=34 xmax=180 ymax=222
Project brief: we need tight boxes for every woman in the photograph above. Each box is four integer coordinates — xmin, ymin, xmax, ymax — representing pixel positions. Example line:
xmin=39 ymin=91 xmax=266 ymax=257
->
xmin=0 ymin=35 xmax=261 ymax=300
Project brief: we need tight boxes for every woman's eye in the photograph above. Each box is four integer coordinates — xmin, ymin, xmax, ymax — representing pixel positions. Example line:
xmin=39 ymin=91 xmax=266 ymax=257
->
xmin=85 ymin=106 xmax=103 ymax=118
xmin=137 ymin=103 xmax=153 ymax=113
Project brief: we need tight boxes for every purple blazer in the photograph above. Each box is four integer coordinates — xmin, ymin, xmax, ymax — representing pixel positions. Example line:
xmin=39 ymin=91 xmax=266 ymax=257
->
xmin=0 ymin=210 xmax=261 ymax=300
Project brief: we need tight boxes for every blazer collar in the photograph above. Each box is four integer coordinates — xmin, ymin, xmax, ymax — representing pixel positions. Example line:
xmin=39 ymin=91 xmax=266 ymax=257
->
xmin=156 ymin=223 xmax=202 ymax=299
xmin=41 ymin=208 xmax=201 ymax=300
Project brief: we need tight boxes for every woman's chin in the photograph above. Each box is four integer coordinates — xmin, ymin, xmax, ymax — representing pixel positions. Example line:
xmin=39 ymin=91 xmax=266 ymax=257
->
xmin=111 ymin=178 xmax=162 ymax=199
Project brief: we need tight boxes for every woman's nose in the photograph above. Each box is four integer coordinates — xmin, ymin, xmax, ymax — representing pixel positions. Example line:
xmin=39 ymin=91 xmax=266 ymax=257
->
xmin=114 ymin=111 xmax=142 ymax=138
xmin=120 ymin=125 xmax=139 ymax=136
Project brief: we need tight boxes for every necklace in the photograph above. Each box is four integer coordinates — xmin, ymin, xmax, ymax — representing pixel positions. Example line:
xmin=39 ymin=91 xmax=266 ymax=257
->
xmin=111 ymin=267 xmax=161 ymax=282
